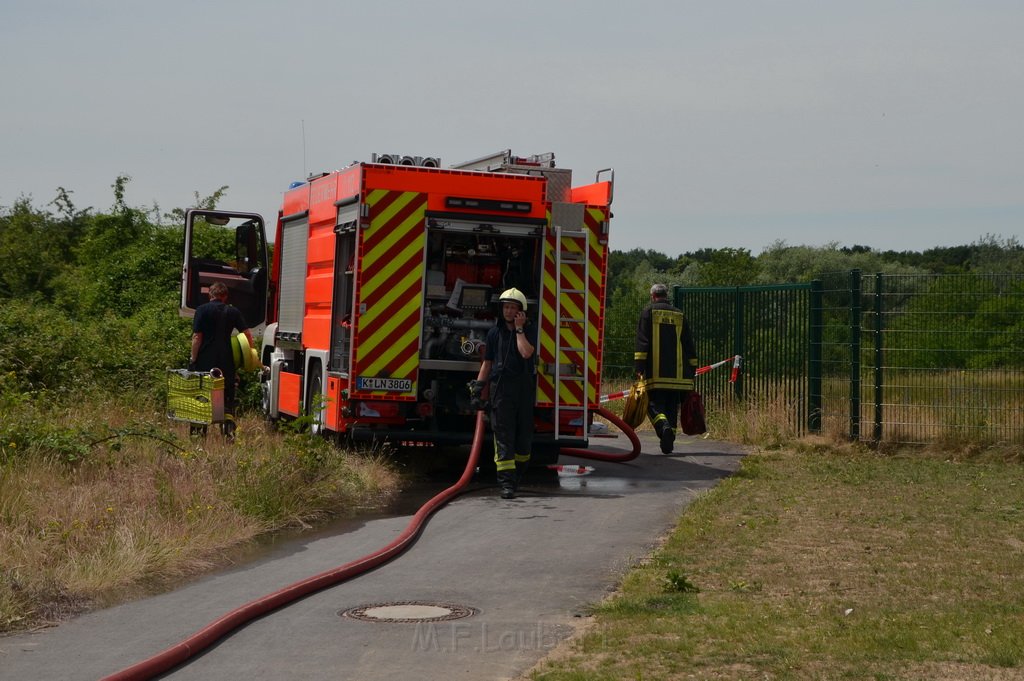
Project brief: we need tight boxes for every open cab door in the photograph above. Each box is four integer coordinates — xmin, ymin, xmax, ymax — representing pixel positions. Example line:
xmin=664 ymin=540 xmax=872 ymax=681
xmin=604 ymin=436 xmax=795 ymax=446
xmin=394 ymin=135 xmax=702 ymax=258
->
xmin=180 ymin=209 xmax=269 ymax=332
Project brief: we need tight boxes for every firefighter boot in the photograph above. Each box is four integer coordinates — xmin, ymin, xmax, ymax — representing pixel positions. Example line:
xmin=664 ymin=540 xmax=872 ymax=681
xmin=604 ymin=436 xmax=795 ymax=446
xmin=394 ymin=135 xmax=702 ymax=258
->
xmin=497 ymin=466 xmax=517 ymax=499
xmin=514 ymin=461 xmax=528 ymax=491
xmin=500 ymin=475 xmax=516 ymax=499
xmin=514 ymin=451 xmax=532 ymax=488
xmin=652 ymin=412 xmax=674 ymax=454
xmin=221 ymin=414 xmax=237 ymax=441
xmin=659 ymin=425 xmax=675 ymax=454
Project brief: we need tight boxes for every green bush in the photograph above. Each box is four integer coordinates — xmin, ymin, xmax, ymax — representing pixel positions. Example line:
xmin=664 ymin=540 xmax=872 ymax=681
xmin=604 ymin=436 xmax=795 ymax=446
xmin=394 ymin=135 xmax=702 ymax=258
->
xmin=0 ymin=298 xmax=191 ymax=397
xmin=0 ymin=396 xmax=95 ymax=464
xmin=0 ymin=300 xmax=83 ymax=394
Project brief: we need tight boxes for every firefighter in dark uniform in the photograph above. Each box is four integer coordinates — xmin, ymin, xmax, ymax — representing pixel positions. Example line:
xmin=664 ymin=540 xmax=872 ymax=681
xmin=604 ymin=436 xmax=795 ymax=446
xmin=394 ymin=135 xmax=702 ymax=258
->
xmin=471 ymin=288 xmax=536 ymax=499
xmin=634 ymin=283 xmax=698 ymax=454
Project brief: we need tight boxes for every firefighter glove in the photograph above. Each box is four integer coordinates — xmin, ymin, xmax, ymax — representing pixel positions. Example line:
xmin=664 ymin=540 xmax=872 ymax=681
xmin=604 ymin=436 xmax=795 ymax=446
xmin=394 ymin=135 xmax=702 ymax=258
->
xmin=468 ymin=379 xmax=487 ymax=411
xmin=468 ymin=379 xmax=486 ymax=399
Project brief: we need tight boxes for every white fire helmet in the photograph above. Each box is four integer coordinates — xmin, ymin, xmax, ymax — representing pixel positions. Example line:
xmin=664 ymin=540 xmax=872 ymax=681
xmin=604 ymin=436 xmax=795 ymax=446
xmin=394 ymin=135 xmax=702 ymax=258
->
xmin=498 ymin=287 xmax=527 ymax=311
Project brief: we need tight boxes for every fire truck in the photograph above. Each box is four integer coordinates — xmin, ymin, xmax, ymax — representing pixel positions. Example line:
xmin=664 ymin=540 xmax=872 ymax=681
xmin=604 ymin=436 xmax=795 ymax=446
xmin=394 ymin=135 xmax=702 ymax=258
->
xmin=180 ymin=150 xmax=614 ymax=459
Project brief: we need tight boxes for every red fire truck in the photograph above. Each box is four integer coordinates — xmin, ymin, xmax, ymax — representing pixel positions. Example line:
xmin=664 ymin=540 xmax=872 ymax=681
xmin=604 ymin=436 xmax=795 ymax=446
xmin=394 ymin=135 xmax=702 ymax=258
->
xmin=180 ymin=150 xmax=614 ymax=458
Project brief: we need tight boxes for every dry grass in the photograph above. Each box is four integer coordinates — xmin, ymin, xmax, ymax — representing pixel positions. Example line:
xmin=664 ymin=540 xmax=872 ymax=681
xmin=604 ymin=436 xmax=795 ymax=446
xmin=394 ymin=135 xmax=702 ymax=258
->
xmin=706 ymin=394 xmax=806 ymax=448
xmin=0 ymin=400 xmax=400 ymax=633
xmin=819 ymin=370 xmax=1024 ymax=449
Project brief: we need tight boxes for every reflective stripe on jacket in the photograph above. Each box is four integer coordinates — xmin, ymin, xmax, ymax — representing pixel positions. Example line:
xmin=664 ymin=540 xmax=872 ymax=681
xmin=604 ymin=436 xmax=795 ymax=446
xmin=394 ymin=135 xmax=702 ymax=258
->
xmin=635 ymin=301 xmax=698 ymax=391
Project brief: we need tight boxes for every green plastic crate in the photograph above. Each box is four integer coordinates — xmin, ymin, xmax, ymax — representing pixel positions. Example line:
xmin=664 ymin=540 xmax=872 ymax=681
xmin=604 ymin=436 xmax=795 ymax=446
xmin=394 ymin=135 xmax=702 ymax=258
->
xmin=166 ymin=369 xmax=225 ymax=424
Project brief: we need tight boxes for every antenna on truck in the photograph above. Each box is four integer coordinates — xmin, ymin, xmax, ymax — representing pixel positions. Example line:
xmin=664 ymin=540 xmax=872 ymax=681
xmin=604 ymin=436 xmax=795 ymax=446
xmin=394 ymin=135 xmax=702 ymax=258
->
xmin=301 ymin=120 xmax=308 ymax=179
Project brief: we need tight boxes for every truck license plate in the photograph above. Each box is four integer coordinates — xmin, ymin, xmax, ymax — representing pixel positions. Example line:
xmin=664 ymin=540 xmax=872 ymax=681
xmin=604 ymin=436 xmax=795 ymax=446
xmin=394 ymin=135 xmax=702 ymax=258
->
xmin=357 ymin=376 xmax=412 ymax=392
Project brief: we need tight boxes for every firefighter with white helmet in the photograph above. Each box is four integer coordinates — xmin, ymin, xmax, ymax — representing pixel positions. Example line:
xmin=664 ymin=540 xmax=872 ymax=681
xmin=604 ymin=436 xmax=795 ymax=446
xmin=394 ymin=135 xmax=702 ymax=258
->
xmin=471 ymin=287 xmax=536 ymax=498
xmin=498 ymin=287 xmax=527 ymax=311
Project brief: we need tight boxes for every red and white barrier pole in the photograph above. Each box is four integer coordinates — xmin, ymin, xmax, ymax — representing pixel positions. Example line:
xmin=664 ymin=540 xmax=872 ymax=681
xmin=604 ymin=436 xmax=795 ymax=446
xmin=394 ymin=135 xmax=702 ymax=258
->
xmin=601 ymin=355 xmax=742 ymax=403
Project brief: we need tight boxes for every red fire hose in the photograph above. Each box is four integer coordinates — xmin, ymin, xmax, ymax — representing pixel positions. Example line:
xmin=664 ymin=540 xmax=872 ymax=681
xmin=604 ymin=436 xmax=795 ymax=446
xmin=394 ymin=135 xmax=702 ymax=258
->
xmin=101 ymin=413 xmax=487 ymax=681
xmin=561 ymin=406 xmax=642 ymax=462
xmin=101 ymin=406 xmax=641 ymax=680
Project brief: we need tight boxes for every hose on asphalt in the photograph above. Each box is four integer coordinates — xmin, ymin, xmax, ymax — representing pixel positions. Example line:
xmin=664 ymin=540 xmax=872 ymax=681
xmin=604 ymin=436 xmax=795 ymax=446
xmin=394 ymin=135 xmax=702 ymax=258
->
xmin=560 ymin=405 xmax=642 ymax=463
xmin=100 ymin=412 xmax=487 ymax=681
xmin=100 ymin=405 xmax=640 ymax=680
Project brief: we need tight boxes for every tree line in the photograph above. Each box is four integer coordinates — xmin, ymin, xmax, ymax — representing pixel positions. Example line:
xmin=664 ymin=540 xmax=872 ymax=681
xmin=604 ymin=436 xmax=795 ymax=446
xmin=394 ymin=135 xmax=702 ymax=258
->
xmin=2 ymin=179 xmax=1022 ymax=399
xmin=607 ymin=236 xmax=1024 ymax=302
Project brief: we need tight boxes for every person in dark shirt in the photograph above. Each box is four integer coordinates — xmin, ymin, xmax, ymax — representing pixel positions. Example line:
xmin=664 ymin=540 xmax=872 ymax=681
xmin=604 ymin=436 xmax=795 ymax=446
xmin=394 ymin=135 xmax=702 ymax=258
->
xmin=190 ymin=282 xmax=254 ymax=437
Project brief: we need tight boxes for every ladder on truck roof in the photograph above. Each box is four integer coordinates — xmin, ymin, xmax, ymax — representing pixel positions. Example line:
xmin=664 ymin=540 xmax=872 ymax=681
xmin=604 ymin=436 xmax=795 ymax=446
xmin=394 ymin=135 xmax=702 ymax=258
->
xmin=552 ymin=214 xmax=590 ymax=442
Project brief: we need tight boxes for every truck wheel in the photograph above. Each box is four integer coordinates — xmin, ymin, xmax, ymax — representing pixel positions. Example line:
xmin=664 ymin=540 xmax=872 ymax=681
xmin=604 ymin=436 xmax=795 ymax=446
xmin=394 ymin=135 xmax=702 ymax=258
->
xmin=306 ymin=368 xmax=323 ymax=436
xmin=261 ymin=379 xmax=272 ymax=421
xmin=260 ymin=349 xmax=274 ymax=421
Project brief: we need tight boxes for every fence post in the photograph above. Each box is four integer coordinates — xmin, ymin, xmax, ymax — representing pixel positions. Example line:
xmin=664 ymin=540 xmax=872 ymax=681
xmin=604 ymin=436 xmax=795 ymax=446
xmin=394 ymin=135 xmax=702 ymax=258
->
xmin=733 ymin=287 xmax=744 ymax=401
xmin=873 ymin=272 xmax=884 ymax=444
xmin=808 ymin=280 xmax=823 ymax=433
xmin=849 ymin=270 xmax=862 ymax=441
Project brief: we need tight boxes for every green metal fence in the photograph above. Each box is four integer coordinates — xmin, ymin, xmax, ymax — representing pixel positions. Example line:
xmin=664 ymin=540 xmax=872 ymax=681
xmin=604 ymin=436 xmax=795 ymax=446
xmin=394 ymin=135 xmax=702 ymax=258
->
xmin=818 ymin=270 xmax=1024 ymax=446
xmin=602 ymin=283 xmax=816 ymax=429
xmin=603 ymin=272 xmax=1024 ymax=446
xmin=677 ymin=284 xmax=814 ymax=432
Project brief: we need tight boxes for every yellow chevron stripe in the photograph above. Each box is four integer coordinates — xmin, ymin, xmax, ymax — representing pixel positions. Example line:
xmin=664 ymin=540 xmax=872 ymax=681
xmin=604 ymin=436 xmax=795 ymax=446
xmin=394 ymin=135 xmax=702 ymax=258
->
xmin=363 ymin=233 xmax=420 ymax=285
xmin=560 ymin=235 xmax=584 ymax=255
xmin=558 ymin=326 xmax=583 ymax=353
xmin=559 ymin=295 xmax=585 ymax=324
xmin=364 ymin=210 xmax=422 ymax=264
xmin=558 ymin=380 xmax=582 ymax=404
xmin=363 ymin=213 xmax=423 ymax=276
xmin=356 ymin=190 xmax=425 ymax=390
xmin=561 ymin=268 xmax=586 ymax=297
xmin=540 ymin=239 xmax=558 ymax=360
xmin=360 ymin=293 xmax=421 ymax=374
xmin=362 ymin=286 xmax=421 ymax=348
xmin=362 ymin=244 xmax=421 ymax=327
xmin=539 ymin=209 xmax=614 ymax=406
xmin=365 ymin=188 xmax=417 ymax=220
xmin=362 ymin=351 xmax=420 ymax=391
xmin=538 ymin=230 xmax=556 ymax=405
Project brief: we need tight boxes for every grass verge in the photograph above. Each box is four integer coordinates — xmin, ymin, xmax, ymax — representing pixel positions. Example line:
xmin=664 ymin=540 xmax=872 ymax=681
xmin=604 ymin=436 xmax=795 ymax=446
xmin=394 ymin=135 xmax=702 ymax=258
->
xmin=530 ymin=445 xmax=1024 ymax=680
xmin=0 ymin=394 xmax=400 ymax=633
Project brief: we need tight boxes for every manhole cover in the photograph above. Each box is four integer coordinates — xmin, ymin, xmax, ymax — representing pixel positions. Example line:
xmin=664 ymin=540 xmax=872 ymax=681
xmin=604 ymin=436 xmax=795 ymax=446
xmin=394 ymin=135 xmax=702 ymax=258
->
xmin=340 ymin=601 xmax=478 ymax=623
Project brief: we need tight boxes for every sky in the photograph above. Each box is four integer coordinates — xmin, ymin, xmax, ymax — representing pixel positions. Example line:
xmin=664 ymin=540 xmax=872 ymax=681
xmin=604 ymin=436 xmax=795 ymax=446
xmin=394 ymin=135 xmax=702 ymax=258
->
xmin=1 ymin=1 xmax=1022 ymax=256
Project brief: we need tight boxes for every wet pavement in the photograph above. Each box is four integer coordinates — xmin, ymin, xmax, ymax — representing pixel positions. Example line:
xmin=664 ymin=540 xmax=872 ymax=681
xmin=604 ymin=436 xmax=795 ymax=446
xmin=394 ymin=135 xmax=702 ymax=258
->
xmin=0 ymin=431 xmax=746 ymax=681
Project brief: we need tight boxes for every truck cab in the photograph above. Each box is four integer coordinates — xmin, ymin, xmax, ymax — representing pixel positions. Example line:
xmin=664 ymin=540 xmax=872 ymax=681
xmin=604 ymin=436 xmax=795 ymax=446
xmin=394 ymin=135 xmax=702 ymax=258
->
xmin=180 ymin=209 xmax=269 ymax=334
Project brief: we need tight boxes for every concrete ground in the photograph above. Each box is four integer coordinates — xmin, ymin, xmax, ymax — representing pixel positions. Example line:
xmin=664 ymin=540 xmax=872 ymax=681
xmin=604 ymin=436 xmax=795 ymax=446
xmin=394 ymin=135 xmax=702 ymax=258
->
xmin=0 ymin=431 xmax=746 ymax=681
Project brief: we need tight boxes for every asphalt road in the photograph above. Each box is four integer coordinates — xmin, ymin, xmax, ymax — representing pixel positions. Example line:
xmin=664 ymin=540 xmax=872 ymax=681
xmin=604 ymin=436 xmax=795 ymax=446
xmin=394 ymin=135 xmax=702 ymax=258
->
xmin=0 ymin=432 xmax=746 ymax=681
